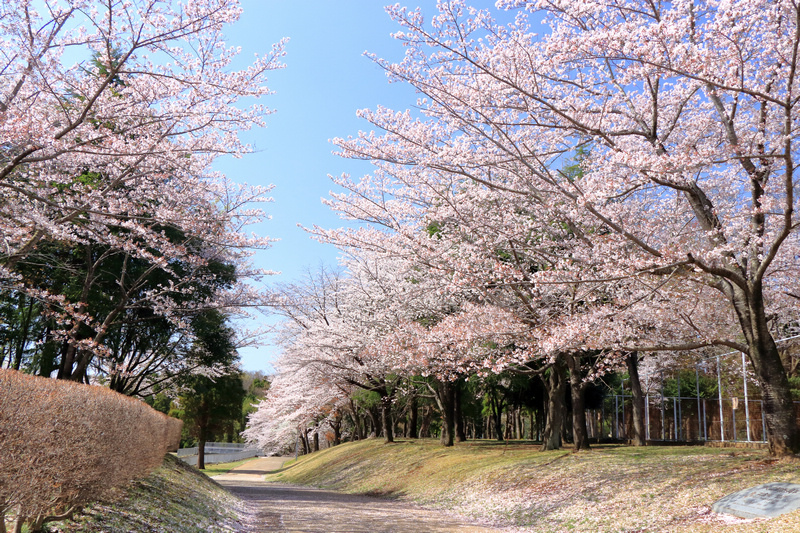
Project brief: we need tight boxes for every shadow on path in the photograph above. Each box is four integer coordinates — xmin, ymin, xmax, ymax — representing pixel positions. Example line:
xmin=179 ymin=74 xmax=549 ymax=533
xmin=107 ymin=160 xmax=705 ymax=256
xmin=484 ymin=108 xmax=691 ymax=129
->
xmin=214 ymin=457 xmax=512 ymax=532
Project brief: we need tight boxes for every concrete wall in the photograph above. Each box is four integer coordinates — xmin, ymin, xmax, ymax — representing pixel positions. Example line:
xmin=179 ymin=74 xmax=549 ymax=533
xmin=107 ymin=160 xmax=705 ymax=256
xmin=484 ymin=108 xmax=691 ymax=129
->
xmin=176 ymin=442 xmax=261 ymax=466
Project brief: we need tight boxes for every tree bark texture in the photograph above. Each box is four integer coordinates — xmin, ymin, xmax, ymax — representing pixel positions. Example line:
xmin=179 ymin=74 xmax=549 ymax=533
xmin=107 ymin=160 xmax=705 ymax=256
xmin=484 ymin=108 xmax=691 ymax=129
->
xmin=541 ymin=359 xmax=567 ymax=451
xmin=454 ymin=380 xmax=466 ymax=442
xmin=380 ymin=396 xmax=394 ymax=443
xmin=626 ymin=351 xmax=647 ymax=446
xmin=432 ymin=379 xmax=456 ymax=447
xmin=729 ymin=282 xmax=800 ymax=455
xmin=408 ymin=395 xmax=418 ymax=439
xmin=565 ymin=352 xmax=591 ymax=451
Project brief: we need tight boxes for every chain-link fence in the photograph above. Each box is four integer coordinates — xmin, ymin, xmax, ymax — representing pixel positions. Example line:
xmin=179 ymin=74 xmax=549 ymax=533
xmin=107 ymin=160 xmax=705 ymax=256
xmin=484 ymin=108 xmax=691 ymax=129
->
xmin=586 ymin=395 xmax=782 ymax=443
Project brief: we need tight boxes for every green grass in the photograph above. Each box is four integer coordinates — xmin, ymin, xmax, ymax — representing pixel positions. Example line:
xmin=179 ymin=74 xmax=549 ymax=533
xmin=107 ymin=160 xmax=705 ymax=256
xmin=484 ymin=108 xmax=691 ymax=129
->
xmin=198 ymin=457 xmax=260 ymax=477
xmin=47 ymin=455 xmax=243 ymax=533
xmin=266 ymin=439 xmax=800 ymax=532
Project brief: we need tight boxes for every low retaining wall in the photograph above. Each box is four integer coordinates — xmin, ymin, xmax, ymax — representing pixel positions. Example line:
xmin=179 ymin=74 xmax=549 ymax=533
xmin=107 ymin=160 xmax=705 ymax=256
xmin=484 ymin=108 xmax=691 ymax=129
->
xmin=177 ymin=442 xmax=255 ymax=457
xmin=178 ymin=448 xmax=260 ymax=466
xmin=176 ymin=443 xmax=261 ymax=466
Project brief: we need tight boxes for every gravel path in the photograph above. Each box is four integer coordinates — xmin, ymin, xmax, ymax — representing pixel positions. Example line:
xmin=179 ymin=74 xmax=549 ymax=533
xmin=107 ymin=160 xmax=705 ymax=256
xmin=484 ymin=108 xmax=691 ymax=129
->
xmin=214 ymin=457 xmax=511 ymax=533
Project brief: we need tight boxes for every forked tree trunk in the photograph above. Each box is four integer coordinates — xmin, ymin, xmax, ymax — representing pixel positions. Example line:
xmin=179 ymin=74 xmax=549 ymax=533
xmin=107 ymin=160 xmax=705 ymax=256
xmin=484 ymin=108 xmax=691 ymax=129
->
xmin=541 ymin=359 xmax=567 ymax=451
xmin=626 ymin=351 xmax=647 ymax=446
xmin=300 ymin=431 xmax=309 ymax=455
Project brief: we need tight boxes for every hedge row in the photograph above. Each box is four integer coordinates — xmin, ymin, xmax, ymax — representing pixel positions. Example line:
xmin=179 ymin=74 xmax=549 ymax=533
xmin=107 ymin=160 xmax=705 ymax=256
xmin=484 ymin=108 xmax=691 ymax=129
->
xmin=0 ymin=369 xmax=182 ymax=530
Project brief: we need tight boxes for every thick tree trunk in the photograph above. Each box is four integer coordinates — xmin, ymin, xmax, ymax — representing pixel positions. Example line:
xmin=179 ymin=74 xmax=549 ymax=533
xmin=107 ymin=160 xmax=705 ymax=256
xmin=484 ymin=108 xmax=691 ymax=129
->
xmin=751 ymin=338 xmax=800 ymax=455
xmin=312 ymin=430 xmax=320 ymax=452
xmin=300 ymin=431 xmax=309 ymax=455
xmin=432 ymin=380 xmax=455 ymax=447
xmin=626 ymin=351 xmax=647 ymax=446
xmin=380 ymin=396 xmax=394 ymax=443
xmin=541 ymin=359 xmax=567 ymax=451
xmin=565 ymin=352 xmax=591 ymax=451
xmin=732 ymin=283 xmax=800 ymax=455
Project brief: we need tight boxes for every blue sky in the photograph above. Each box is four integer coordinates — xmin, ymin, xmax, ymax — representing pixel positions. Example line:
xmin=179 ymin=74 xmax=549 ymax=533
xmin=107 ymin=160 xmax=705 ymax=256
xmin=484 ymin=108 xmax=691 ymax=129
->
xmin=218 ymin=1 xmax=504 ymax=371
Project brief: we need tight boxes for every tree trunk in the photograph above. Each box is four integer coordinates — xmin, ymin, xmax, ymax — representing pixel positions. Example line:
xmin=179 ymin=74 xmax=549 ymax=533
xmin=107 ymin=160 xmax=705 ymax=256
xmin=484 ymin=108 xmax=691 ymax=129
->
xmin=312 ymin=430 xmax=320 ymax=452
xmin=431 ymin=380 xmax=455 ymax=446
xmin=348 ymin=399 xmax=363 ymax=440
xmin=541 ymin=359 xmax=567 ymax=451
xmin=728 ymin=279 xmax=800 ymax=455
xmin=751 ymin=337 xmax=800 ymax=455
xmin=197 ymin=425 xmax=207 ymax=470
xmin=380 ymin=396 xmax=394 ymax=443
xmin=366 ymin=408 xmax=379 ymax=437
xmin=454 ymin=380 xmax=466 ymax=442
xmin=565 ymin=352 xmax=591 ymax=451
xmin=331 ymin=415 xmax=342 ymax=446
xmin=408 ymin=395 xmax=418 ymax=439
xmin=626 ymin=351 xmax=647 ymax=446
xmin=300 ymin=430 xmax=309 ymax=455
xmin=419 ymin=406 xmax=432 ymax=438
xmin=489 ymin=391 xmax=504 ymax=441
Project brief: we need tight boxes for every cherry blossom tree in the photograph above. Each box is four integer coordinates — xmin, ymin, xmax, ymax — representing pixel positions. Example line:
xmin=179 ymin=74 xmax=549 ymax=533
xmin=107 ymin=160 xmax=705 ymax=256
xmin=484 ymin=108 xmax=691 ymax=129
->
xmin=322 ymin=0 xmax=800 ymax=454
xmin=0 ymin=0 xmax=283 ymax=380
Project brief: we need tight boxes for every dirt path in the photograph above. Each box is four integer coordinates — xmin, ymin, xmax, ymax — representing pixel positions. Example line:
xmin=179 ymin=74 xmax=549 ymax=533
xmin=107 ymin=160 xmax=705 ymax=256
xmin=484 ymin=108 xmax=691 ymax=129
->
xmin=214 ymin=457 xmax=513 ymax=533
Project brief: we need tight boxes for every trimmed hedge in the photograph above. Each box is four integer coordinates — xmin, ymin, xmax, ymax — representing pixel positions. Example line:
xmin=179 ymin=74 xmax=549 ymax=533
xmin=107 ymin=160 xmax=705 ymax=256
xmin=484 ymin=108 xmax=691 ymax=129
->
xmin=0 ymin=369 xmax=182 ymax=531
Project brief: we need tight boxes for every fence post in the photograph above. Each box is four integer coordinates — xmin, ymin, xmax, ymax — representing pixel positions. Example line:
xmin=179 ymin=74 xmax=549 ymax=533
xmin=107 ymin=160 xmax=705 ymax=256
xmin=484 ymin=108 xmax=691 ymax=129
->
xmin=660 ymin=371 xmax=666 ymax=441
xmin=673 ymin=398 xmax=678 ymax=441
xmin=677 ymin=375 xmax=682 ymax=440
xmin=717 ymin=354 xmax=725 ymax=442
xmin=696 ymin=366 xmax=702 ymax=441
xmin=703 ymin=399 xmax=707 ymax=441
xmin=601 ymin=400 xmax=605 ymax=438
xmin=742 ymin=352 xmax=751 ymax=442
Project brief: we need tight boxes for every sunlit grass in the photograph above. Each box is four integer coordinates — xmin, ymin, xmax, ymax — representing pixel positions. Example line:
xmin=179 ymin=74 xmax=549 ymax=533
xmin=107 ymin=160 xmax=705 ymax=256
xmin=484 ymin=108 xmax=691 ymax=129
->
xmin=267 ymin=439 xmax=800 ymax=532
xmin=198 ymin=457 xmax=260 ymax=477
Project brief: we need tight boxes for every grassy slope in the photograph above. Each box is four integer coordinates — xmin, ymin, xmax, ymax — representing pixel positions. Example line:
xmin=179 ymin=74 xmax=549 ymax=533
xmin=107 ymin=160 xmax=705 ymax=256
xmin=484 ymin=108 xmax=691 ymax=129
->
xmin=267 ymin=439 xmax=800 ymax=533
xmin=49 ymin=454 xmax=243 ymax=533
xmin=201 ymin=457 xmax=261 ymax=477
